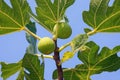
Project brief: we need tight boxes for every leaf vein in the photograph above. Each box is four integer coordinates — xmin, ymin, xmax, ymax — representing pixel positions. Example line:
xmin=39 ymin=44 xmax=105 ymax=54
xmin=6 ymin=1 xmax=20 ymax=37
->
xmin=0 ymin=10 xmax=22 ymax=27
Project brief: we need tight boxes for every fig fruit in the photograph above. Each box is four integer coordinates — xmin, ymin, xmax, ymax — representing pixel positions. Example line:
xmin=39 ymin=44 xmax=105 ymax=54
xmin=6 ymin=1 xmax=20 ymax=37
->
xmin=38 ymin=37 xmax=55 ymax=54
xmin=53 ymin=22 xmax=72 ymax=39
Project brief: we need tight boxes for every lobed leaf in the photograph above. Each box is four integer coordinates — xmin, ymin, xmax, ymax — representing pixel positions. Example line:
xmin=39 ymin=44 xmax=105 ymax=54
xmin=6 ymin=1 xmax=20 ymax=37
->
xmin=53 ymin=41 xmax=120 ymax=80
xmin=1 ymin=61 xmax=22 ymax=80
xmin=30 ymin=0 xmax=75 ymax=32
xmin=0 ymin=0 xmax=30 ymax=35
xmin=83 ymin=0 xmax=120 ymax=33
xmin=22 ymin=53 xmax=44 ymax=80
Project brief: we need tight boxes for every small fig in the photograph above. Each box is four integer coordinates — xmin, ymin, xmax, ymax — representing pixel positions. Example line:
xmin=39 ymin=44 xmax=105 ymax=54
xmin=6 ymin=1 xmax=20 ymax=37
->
xmin=53 ymin=22 xmax=72 ymax=39
xmin=38 ymin=37 xmax=55 ymax=54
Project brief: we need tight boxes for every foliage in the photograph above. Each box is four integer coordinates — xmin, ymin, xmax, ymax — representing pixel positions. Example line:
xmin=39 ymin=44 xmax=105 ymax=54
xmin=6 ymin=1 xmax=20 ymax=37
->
xmin=1 ymin=61 xmax=22 ymax=80
xmin=53 ymin=41 xmax=120 ymax=80
xmin=83 ymin=0 xmax=120 ymax=34
xmin=1 ymin=0 xmax=120 ymax=80
xmin=30 ymin=0 xmax=75 ymax=33
xmin=0 ymin=0 xmax=30 ymax=35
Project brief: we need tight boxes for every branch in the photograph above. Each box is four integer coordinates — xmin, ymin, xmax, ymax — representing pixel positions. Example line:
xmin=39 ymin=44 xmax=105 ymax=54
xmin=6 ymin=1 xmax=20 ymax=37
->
xmin=53 ymin=39 xmax=63 ymax=80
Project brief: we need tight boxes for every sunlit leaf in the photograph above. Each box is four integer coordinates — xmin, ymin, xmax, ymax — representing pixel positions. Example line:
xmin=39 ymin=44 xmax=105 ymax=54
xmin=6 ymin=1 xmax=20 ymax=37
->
xmin=83 ymin=0 xmax=120 ymax=33
xmin=60 ymin=51 xmax=74 ymax=64
xmin=0 ymin=0 xmax=30 ymax=35
xmin=70 ymin=34 xmax=88 ymax=52
xmin=22 ymin=53 xmax=44 ymax=80
xmin=26 ymin=21 xmax=37 ymax=54
xmin=1 ymin=61 xmax=22 ymax=80
xmin=30 ymin=0 xmax=75 ymax=32
xmin=53 ymin=41 xmax=120 ymax=80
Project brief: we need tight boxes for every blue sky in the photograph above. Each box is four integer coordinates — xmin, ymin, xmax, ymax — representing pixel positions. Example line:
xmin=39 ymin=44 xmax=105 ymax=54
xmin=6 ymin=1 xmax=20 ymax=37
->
xmin=1 ymin=0 xmax=120 ymax=80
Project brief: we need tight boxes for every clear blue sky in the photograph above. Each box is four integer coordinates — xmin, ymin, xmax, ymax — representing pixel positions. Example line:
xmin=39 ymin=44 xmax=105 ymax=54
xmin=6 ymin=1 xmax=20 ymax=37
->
xmin=1 ymin=0 xmax=120 ymax=80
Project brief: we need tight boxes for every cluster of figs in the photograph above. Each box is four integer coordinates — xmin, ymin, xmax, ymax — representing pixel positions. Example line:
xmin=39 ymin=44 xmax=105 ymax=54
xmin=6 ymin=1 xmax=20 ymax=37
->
xmin=38 ymin=22 xmax=72 ymax=54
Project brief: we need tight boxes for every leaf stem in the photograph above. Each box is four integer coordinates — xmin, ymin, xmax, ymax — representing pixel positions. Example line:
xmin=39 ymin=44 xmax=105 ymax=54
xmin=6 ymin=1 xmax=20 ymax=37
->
xmin=59 ymin=42 xmax=71 ymax=52
xmin=53 ymin=39 xmax=63 ymax=80
xmin=87 ymin=29 xmax=97 ymax=36
xmin=24 ymin=27 xmax=41 ymax=40
xmin=35 ymin=54 xmax=53 ymax=59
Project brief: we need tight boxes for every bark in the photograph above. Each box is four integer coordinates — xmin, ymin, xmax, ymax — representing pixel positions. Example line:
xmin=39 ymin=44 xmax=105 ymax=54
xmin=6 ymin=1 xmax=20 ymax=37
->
xmin=53 ymin=40 xmax=63 ymax=80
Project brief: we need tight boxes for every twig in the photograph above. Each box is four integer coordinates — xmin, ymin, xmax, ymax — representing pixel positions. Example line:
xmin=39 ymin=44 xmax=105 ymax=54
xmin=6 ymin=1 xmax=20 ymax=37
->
xmin=53 ymin=39 xmax=63 ymax=80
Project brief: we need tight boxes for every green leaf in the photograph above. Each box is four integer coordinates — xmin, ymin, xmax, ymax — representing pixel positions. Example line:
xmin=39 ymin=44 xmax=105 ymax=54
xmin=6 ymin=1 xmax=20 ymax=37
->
xmin=30 ymin=0 xmax=75 ymax=32
xmin=16 ymin=68 xmax=24 ymax=80
xmin=53 ymin=41 xmax=120 ymax=80
xmin=0 ymin=0 xmax=30 ymax=35
xmin=53 ymin=66 xmax=91 ymax=80
xmin=24 ymin=72 xmax=31 ymax=80
xmin=83 ymin=0 xmax=120 ymax=33
xmin=53 ymin=68 xmax=81 ymax=80
xmin=26 ymin=21 xmax=37 ymax=54
xmin=22 ymin=53 xmax=44 ymax=80
xmin=70 ymin=34 xmax=88 ymax=52
xmin=78 ymin=41 xmax=120 ymax=72
xmin=84 ymin=28 xmax=92 ymax=34
xmin=1 ymin=61 xmax=22 ymax=80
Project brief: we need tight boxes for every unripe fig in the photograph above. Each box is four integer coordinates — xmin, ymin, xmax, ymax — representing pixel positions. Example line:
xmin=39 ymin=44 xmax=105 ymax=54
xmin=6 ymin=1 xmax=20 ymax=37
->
xmin=53 ymin=22 xmax=72 ymax=39
xmin=38 ymin=37 xmax=55 ymax=54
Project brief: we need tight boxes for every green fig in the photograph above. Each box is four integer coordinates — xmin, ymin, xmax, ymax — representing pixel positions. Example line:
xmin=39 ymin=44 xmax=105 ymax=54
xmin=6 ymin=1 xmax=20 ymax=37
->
xmin=38 ymin=37 xmax=55 ymax=54
xmin=53 ymin=22 xmax=72 ymax=39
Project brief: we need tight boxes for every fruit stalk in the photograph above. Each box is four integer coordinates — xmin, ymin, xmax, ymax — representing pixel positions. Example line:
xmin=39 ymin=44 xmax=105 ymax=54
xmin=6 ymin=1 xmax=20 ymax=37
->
xmin=53 ymin=39 xmax=63 ymax=80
